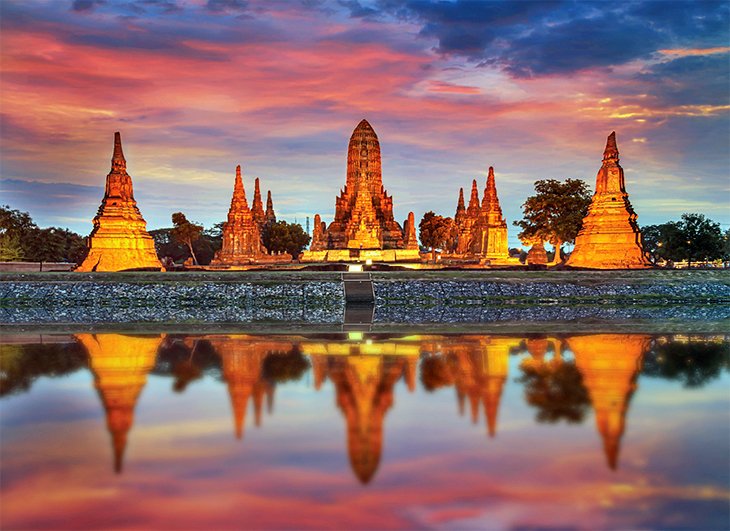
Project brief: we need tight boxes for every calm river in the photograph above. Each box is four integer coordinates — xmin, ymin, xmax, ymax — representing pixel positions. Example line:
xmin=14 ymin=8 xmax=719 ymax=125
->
xmin=1 ymin=332 xmax=728 ymax=530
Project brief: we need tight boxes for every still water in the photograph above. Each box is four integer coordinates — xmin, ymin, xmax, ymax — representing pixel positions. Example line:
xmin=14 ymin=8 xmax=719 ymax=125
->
xmin=1 ymin=332 xmax=729 ymax=530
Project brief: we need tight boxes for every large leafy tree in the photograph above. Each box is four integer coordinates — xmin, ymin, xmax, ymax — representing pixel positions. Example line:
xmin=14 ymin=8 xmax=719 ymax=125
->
xmin=0 ymin=206 xmax=88 ymax=266
xmin=419 ymin=211 xmax=453 ymax=262
xmin=517 ymin=360 xmax=591 ymax=424
xmin=679 ymin=213 xmax=724 ymax=267
xmin=642 ymin=214 xmax=724 ymax=267
xmin=514 ymin=179 xmax=592 ymax=265
xmin=642 ymin=222 xmax=686 ymax=264
xmin=262 ymin=221 xmax=310 ymax=258
xmin=171 ymin=212 xmax=204 ymax=265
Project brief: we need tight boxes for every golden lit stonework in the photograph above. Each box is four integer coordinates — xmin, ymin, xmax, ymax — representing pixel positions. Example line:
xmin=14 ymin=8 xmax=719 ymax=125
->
xmin=76 ymin=132 xmax=163 ymax=272
xmin=447 ymin=167 xmax=512 ymax=264
xmin=302 ymin=119 xmax=420 ymax=262
xmin=566 ymin=132 xmax=651 ymax=269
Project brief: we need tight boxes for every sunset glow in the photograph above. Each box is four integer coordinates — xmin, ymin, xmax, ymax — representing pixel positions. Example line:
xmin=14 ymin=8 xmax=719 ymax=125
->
xmin=1 ymin=0 xmax=728 ymax=245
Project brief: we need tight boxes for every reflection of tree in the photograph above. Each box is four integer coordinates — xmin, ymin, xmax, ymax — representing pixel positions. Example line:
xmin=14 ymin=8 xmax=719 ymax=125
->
xmin=518 ymin=360 xmax=590 ymax=424
xmin=153 ymin=338 xmax=221 ymax=392
xmin=0 ymin=342 xmax=87 ymax=397
xmin=262 ymin=346 xmax=310 ymax=383
xmin=642 ymin=339 xmax=730 ymax=388
xmin=420 ymin=355 xmax=454 ymax=392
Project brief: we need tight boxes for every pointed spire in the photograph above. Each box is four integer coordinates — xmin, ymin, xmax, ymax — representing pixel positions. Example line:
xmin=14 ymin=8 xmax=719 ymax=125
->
xmin=486 ymin=166 xmax=496 ymax=191
xmin=467 ymin=179 xmax=481 ymax=215
xmin=603 ymin=131 xmax=619 ymax=162
xmin=232 ymin=165 xmax=248 ymax=208
xmin=111 ymin=131 xmax=126 ymax=170
xmin=265 ymin=190 xmax=276 ymax=224
xmin=252 ymin=178 xmax=265 ymax=222
xmin=456 ymin=188 xmax=465 ymax=213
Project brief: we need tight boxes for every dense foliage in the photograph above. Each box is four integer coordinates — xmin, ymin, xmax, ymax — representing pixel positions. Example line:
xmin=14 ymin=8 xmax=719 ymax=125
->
xmin=0 ymin=205 xmax=87 ymax=266
xmin=642 ymin=213 xmax=726 ymax=266
xmin=514 ymin=179 xmax=592 ymax=264
xmin=419 ymin=211 xmax=453 ymax=261
xmin=262 ymin=221 xmax=311 ymax=257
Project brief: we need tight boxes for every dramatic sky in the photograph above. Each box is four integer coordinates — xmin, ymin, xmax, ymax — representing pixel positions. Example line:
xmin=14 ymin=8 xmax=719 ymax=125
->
xmin=1 ymin=0 xmax=728 ymax=245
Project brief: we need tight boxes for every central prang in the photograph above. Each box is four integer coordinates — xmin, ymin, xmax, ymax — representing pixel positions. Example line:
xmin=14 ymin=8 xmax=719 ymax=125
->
xmin=303 ymin=119 xmax=419 ymax=262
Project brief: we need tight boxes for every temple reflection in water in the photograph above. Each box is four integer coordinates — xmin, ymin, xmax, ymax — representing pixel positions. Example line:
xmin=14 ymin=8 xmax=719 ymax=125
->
xmin=2 ymin=332 xmax=726 ymax=484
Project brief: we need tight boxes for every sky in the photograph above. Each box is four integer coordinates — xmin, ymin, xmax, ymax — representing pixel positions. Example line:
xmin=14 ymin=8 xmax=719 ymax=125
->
xmin=1 ymin=0 xmax=728 ymax=247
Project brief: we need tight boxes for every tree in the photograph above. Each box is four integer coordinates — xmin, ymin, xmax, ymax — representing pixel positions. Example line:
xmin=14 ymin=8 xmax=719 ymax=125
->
xmin=514 ymin=179 xmax=592 ymax=265
xmin=517 ymin=360 xmax=591 ymax=424
xmin=420 ymin=355 xmax=454 ymax=392
xmin=262 ymin=347 xmax=310 ymax=383
xmin=679 ymin=213 xmax=723 ymax=267
xmin=261 ymin=221 xmax=310 ymax=258
xmin=642 ymin=339 xmax=729 ymax=388
xmin=0 ymin=232 xmax=23 ymax=261
xmin=171 ymin=212 xmax=204 ymax=265
xmin=642 ymin=222 xmax=686 ymax=265
xmin=419 ymin=211 xmax=453 ymax=262
xmin=24 ymin=228 xmax=66 ymax=270
xmin=643 ymin=214 xmax=724 ymax=267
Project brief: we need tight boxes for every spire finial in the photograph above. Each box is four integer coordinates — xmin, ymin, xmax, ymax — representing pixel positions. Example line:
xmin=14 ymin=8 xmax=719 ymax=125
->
xmin=233 ymin=165 xmax=248 ymax=207
xmin=603 ymin=131 xmax=619 ymax=161
xmin=457 ymin=187 xmax=465 ymax=211
xmin=487 ymin=166 xmax=496 ymax=190
xmin=112 ymin=131 xmax=126 ymax=170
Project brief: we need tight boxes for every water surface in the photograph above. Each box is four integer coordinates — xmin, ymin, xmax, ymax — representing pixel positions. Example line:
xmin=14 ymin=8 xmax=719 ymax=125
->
xmin=1 ymin=332 xmax=728 ymax=530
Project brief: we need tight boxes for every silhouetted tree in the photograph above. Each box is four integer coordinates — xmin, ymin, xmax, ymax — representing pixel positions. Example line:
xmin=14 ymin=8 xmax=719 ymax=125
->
xmin=517 ymin=360 xmax=591 ymax=424
xmin=262 ymin=347 xmax=310 ymax=383
xmin=419 ymin=211 xmax=453 ymax=262
xmin=678 ymin=213 xmax=724 ymax=266
xmin=642 ymin=339 xmax=729 ymax=388
xmin=514 ymin=179 xmax=592 ymax=264
xmin=0 ymin=342 xmax=88 ymax=397
xmin=642 ymin=222 xmax=686 ymax=264
xmin=261 ymin=221 xmax=310 ymax=258
xmin=171 ymin=212 xmax=204 ymax=265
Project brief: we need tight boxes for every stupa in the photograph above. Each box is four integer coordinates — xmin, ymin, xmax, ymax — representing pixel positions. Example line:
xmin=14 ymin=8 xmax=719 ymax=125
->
xmin=566 ymin=132 xmax=651 ymax=269
xmin=569 ymin=334 xmax=649 ymax=470
xmin=301 ymin=120 xmax=420 ymax=262
xmin=76 ymin=132 xmax=163 ymax=272
xmin=210 ymin=165 xmax=266 ymax=265
xmin=78 ymin=333 xmax=162 ymax=473
xmin=448 ymin=168 xmax=511 ymax=263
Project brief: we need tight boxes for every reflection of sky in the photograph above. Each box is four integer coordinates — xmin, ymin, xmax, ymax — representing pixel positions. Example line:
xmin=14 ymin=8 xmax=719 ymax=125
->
xmin=1 ymin=341 xmax=729 ymax=530
xmin=1 ymin=1 xmax=728 ymax=244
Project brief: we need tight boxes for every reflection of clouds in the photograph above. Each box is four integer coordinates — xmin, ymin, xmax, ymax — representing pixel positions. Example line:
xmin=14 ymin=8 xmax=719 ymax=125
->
xmin=1 ymin=333 xmax=729 ymax=529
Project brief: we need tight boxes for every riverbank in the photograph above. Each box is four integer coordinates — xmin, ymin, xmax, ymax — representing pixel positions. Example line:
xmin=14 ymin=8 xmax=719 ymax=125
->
xmin=2 ymin=270 xmax=728 ymax=330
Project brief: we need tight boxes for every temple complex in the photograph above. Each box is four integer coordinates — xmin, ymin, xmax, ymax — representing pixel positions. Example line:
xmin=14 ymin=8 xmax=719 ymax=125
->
xmin=211 ymin=166 xmax=289 ymax=266
xmin=301 ymin=120 xmax=420 ymax=262
xmin=448 ymin=167 xmax=511 ymax=264
xmin=569 ymin=334 xmax=649 ymax=470
xmin=76 ymin=132 xmax=163 ymax=272
xmin=566 ymin=132 xmax=651 ymax=269
xmin=78 ymin=333 xmax=162 ymax=473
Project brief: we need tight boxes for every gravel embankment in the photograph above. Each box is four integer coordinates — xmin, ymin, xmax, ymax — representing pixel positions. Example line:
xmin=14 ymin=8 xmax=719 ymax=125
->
xmin=2 ymin=281 xmax=344 ymax=324
xmin=2 ymin=273 xmax=729 ymax=326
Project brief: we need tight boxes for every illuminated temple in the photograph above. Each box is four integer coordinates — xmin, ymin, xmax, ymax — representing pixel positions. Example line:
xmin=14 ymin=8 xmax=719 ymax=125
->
xmin=76 ymin=132 xmax=163 ymax=272
xmin=301 ymin=120 xmax=421 ymax=262
xmin=566 ymin=132 xmax=651 ymax=269
xmin=448 ymin=167 xmax=511 ymax=264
